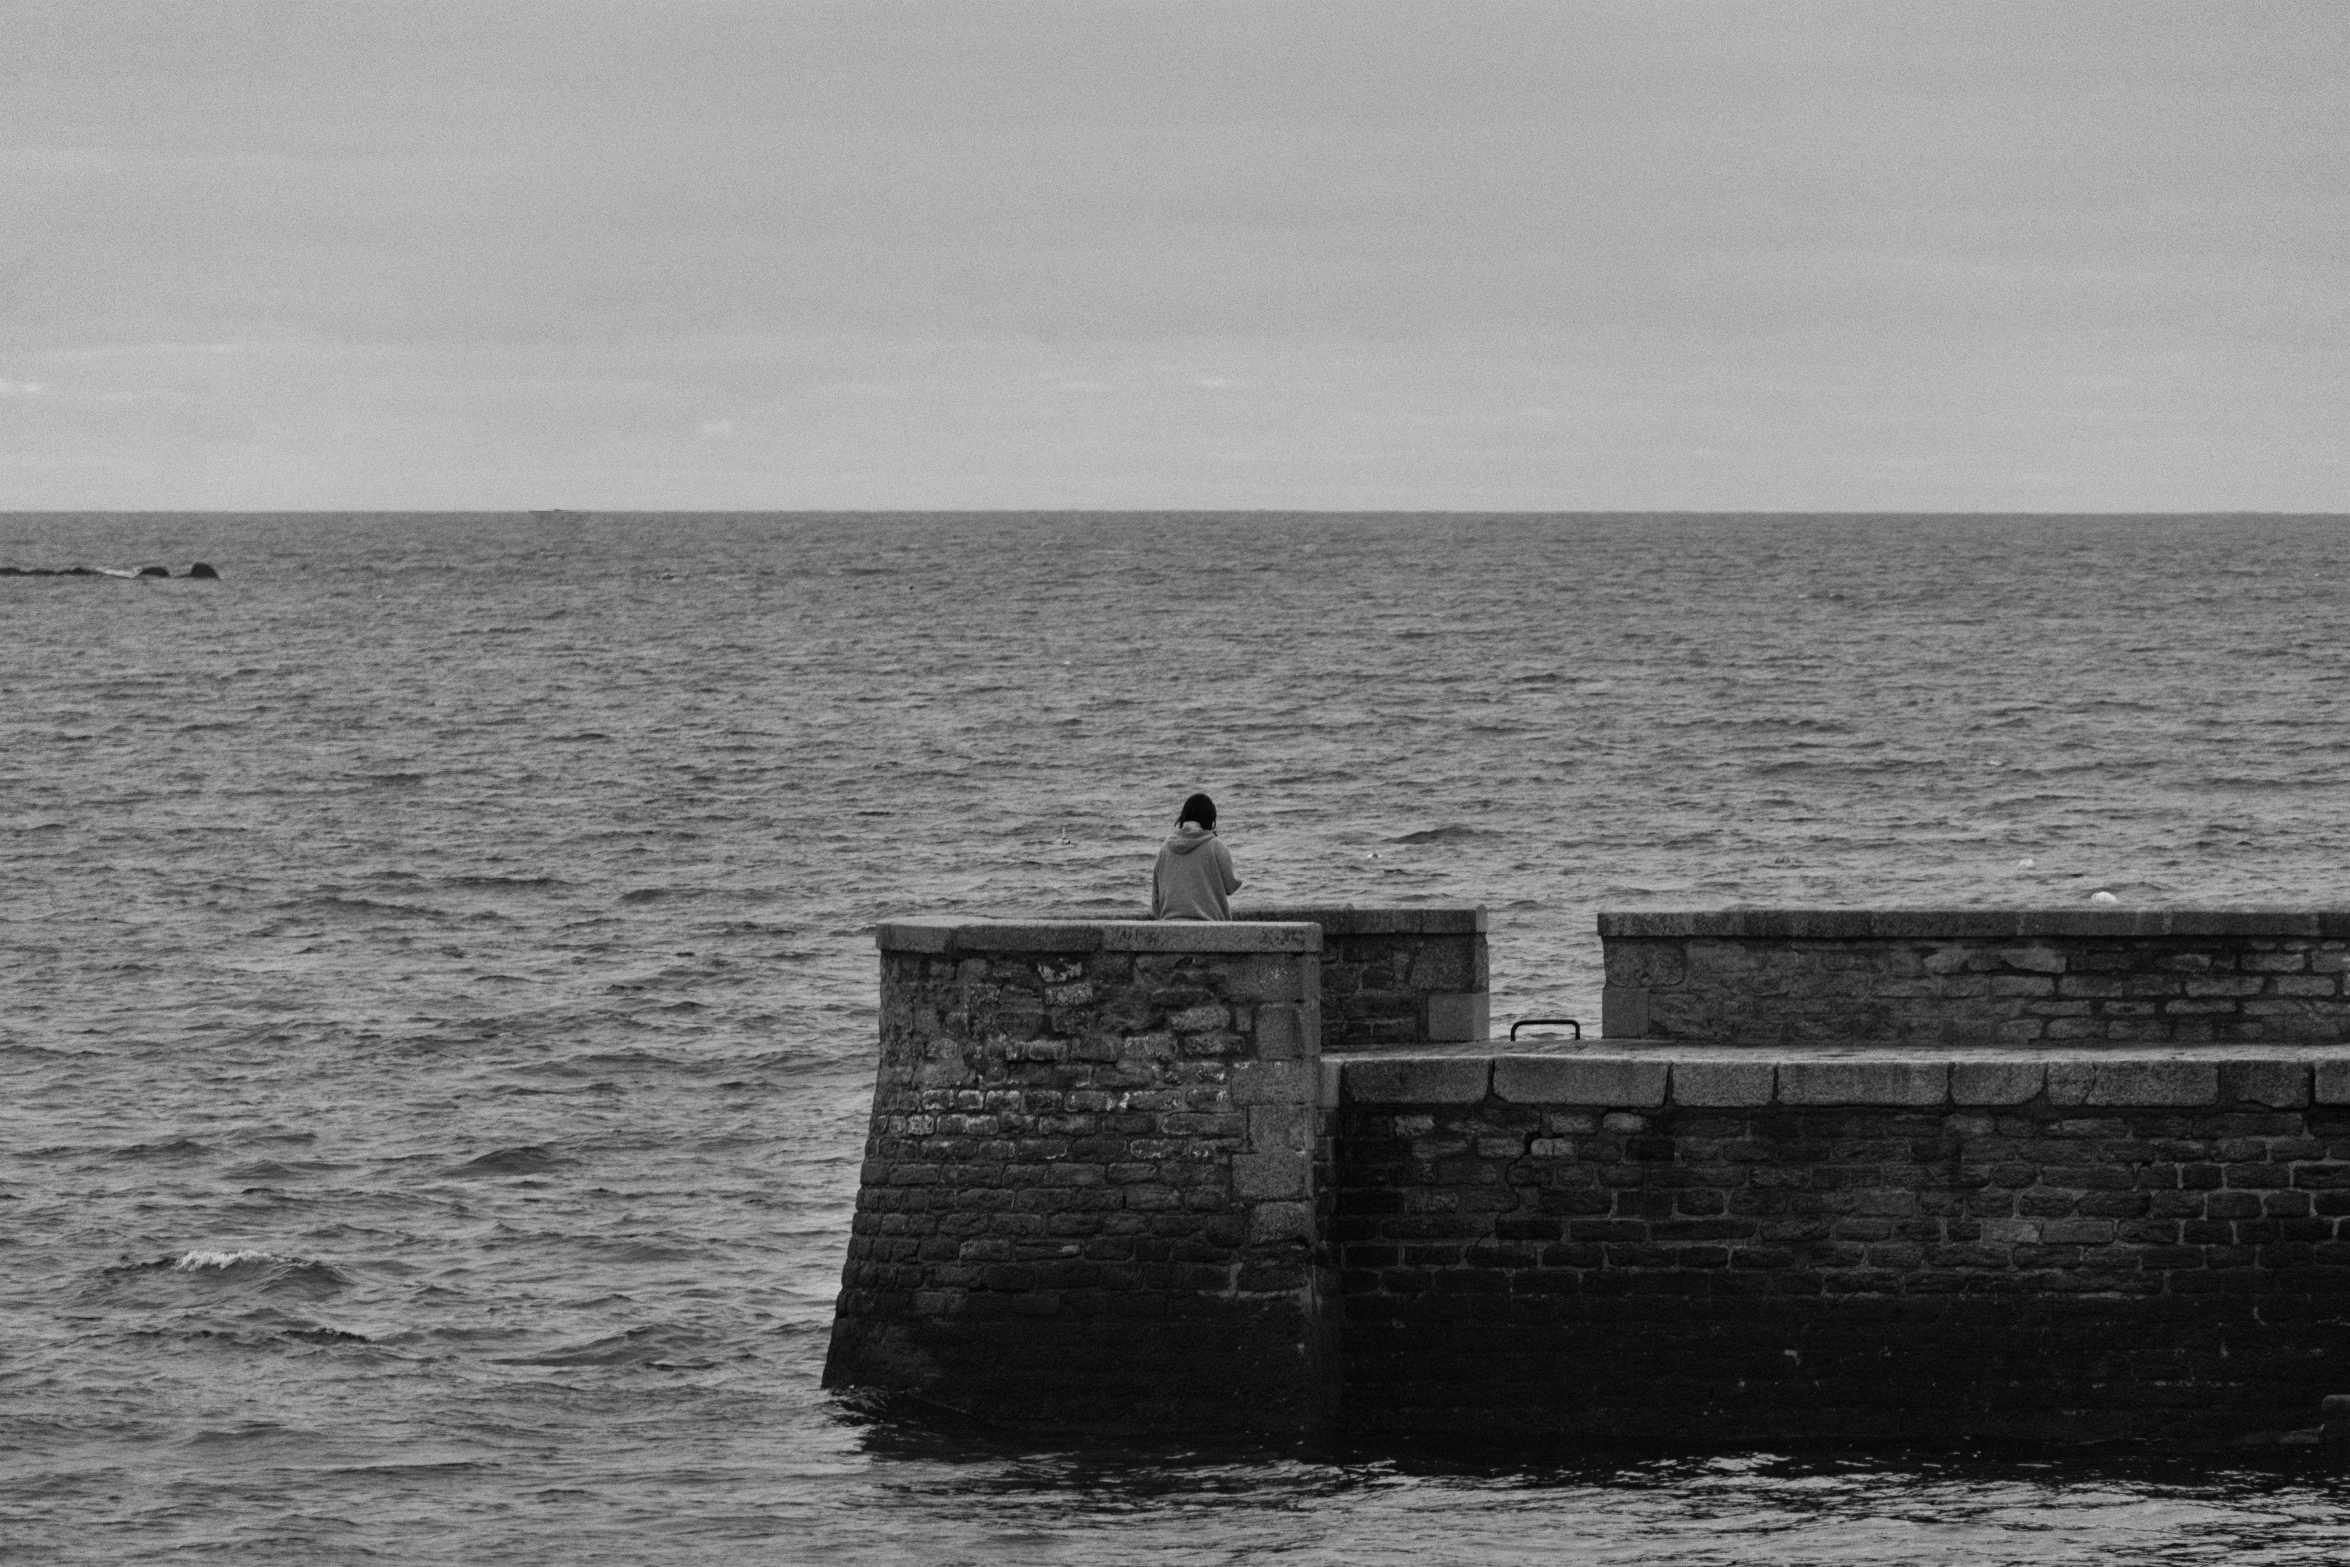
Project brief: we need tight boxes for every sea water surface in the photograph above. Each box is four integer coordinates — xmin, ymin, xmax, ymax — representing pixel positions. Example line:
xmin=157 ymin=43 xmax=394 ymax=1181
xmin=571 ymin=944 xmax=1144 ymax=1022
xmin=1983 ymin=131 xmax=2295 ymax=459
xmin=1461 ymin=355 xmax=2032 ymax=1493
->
xmin=6 ymin=512 xmax=2350 ymax=1563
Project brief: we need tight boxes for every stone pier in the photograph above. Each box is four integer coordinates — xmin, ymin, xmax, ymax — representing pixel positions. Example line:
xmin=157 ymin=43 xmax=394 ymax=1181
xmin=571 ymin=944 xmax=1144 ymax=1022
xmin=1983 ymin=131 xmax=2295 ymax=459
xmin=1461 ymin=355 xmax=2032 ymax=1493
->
xmin=822 ymin=917 xmax=1337 ymax=1435
xmin=826 ymin=909 xmax=2350 ymax=1446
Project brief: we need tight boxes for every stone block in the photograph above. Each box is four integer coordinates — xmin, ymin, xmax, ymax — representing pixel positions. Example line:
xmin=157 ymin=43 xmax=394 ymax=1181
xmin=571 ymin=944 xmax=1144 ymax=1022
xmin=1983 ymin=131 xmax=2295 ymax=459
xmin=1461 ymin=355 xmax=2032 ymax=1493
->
xmin=1425 ymin=990 xmax=1489 ymax=1043
xmin=1100 ymin=921 xmax=1321 ymax=953
xmin=2315 ymin=1061 xmax=2350 ymax=1105
xmin=2272 ymin=974 xmax=2341 ymax=997
xmin=1600 ymin=986 xmax=1651 ymax=1038
xmin=1776 ymin=1060 xmax=1950 ymax=1107
xmin=2000 ymin=947 xmax=2068 ymax=974
xmin=1492 ymin=1055 xmax=1669 ymax=1107
xmin=1241 ymin=906 xmax=1485 ymax=935
xmin=1254 ymin=1004 xmax=1310 ymax=1061
xmin=1950 ymin=1060 xmax=2046 ymax=1106
xmin=1408 ymin=940 xmax=1478 ymax=993
xmin=1341 ymin=1057 xmax=1490 ymax=1104
xmin=1222 ymin=955 xmax=1310 ymax=1003
xmin=2045 ymin=1060 xmax=2220 ymax=1107
xmin=1171 ymin=1003 xmax=1230 ymax=1034
xmin=874 ymin=919 xmax=959 ymax=952
xmin=2224 ymin=1060 xmax=2311 ymax=1108
xmin=1248 ymin=1202 xmax=1313 ymax=1242
xmin=1248 ymin=1105 xmax=1314 ymax=1153
xmin=1231 ymin=1152 xmax=1310 ymax=1200
xmin=1227 ymin=1061 xmax=1307 ymax=1107
xmin=1670 ymin=1061 xmax=1775 ymax=1107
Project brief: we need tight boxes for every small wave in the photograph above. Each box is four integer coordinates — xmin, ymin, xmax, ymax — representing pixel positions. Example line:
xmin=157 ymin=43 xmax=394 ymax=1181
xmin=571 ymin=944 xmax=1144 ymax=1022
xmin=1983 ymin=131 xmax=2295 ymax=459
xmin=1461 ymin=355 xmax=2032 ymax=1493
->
xmin=174 ymin=1249 xmax=278 ymax=1270
xmin=493 ymin=1323 xmax=717 ymax=1368
xmin=281 ymin=1325 xmax=370 ymax=1344
xmin=1392 ymin=825 xmax=1500 ymax=844
xmin=451 ymin=1145 xmax=561 ymax=1176
xmin=112 ymin=1138 xmax=211 ymax=1161
xmin=280 ymin=894 xmax=447 ymax=922
xmin=126 ymin=1250 xmax=357 ymax=1299
xmin=445 ymin=874 xmax=566 ymax=889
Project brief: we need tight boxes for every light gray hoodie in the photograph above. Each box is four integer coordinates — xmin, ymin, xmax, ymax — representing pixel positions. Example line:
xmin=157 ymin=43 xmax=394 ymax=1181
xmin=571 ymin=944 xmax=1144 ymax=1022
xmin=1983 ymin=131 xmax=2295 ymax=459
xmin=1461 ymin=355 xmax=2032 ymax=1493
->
xmin=1151 ymin=823 xmax=1242 ymax=921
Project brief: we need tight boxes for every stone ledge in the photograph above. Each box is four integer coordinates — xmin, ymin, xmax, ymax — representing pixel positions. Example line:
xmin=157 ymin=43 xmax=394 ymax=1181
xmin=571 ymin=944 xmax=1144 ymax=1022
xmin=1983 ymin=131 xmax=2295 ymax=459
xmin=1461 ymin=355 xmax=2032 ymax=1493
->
xmin=1238 ymin=905 xmax=1487 ymax=935
xmin=1333 ymin=1048 xmax=2350 ymax=1109
xmin=1597 ymin=908 xmax=2350 ymax=940
xmin=876 ymin=918 xmax=1322 ymax=954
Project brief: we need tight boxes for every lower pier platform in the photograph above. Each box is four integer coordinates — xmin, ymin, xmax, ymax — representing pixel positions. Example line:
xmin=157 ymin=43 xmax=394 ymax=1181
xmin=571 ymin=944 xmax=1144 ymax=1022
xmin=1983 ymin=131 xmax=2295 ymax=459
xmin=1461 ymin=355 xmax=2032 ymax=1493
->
xmin=1330 ymin=1039 xmax=2350 ymax=1447
xmin=824 ymin=911 xmax=2350 ymax=1447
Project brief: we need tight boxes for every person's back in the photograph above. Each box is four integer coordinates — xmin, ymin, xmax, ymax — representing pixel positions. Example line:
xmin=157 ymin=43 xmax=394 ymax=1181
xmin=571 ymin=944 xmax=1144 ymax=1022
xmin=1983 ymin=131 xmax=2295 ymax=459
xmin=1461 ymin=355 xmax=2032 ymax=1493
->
xmin=1152 ymin=792 xmax=1241 ymax=921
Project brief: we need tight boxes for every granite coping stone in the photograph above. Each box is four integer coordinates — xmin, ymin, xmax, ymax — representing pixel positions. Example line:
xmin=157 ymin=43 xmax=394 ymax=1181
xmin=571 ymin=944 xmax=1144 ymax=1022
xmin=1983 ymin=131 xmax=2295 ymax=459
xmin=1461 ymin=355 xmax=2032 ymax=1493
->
xmin=1330 ymin=1045 xmax=2350 ymax=1108
xmin=1237 ymin=905 xmax=1487 ymax=935
xmin=1597 ymin=908 xmax=2350 ymax=940
xmin=875 ymin=918 xmax=1322 ymax=954
xmin=1350 ymin=1039 xmax=2350 ymax=1061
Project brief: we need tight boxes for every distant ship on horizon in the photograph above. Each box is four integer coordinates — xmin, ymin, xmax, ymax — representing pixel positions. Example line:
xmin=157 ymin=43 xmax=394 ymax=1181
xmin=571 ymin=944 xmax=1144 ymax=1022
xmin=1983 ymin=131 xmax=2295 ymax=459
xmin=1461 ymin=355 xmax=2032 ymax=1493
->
xmin=529 ymin=508 xmax=586 ymax=521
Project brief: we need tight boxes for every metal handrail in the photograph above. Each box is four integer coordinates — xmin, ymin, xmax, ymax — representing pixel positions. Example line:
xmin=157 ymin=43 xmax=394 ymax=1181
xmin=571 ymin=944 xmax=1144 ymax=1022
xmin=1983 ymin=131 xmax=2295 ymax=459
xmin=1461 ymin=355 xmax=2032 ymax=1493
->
xmin=1509 ymin=1017 xmax=1582 ymax=1040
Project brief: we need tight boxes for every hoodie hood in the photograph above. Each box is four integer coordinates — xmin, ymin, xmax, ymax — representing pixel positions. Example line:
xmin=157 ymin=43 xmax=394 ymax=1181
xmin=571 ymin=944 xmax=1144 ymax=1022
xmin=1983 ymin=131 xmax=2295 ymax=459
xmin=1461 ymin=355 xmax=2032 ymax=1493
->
xmin=1163 ymin=824 xmax=1216 ymax=854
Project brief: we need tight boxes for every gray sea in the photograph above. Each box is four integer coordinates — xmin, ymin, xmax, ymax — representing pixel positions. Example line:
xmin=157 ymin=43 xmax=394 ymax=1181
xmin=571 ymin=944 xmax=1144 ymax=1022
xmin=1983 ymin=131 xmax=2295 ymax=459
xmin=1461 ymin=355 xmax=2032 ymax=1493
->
xmin=7 ymin=511 xmax=2350 ymax=1564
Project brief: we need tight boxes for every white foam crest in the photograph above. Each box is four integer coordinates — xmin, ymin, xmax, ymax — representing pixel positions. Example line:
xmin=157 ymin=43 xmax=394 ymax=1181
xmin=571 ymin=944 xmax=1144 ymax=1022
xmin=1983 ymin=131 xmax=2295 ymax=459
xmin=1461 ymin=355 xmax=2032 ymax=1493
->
xmin=172 ymin=1249 xmax=277 ymax=1271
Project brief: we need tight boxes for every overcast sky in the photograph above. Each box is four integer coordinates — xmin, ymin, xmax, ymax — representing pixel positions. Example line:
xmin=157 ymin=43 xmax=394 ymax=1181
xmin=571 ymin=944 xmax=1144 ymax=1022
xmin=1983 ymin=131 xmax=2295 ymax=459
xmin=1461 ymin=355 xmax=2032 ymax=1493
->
xmin=2 ymin=1 xmax=2343 ymax=511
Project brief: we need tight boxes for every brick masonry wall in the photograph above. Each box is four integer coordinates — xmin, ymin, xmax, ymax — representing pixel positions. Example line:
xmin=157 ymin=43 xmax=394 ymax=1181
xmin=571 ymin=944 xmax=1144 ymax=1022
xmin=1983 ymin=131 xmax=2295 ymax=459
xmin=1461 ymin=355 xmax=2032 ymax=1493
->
xmin=1333 ymin=1051 xmax=2350 ymax=1444
xmin=1601 ymin=911 xmax=2350 ymax=1044
xmin=1243 ymin=907 xmax=1489 ymax=1047
xmin=824 ymin=920 xmax=1331 ymax=1435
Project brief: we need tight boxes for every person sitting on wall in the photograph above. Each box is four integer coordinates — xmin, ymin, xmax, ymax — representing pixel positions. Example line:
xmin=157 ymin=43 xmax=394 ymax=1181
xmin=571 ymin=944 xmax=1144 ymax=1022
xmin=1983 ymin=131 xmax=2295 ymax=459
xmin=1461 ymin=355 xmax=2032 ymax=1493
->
xmin=1152 ymin=792 xmax=1242 ymax=921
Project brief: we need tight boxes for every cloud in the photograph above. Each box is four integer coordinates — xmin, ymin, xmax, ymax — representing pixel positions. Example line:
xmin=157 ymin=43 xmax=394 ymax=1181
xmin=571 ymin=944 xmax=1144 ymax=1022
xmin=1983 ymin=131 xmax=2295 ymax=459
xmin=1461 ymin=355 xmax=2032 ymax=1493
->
xmin=0 ymin=1 xmax=2344 ymax=507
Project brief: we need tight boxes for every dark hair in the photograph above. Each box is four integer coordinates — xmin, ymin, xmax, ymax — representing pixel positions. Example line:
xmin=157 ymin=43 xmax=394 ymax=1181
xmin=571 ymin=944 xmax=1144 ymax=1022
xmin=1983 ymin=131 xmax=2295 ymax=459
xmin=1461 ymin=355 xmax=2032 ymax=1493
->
xmin=1177 ymin=792 xmax=1217 ymax=830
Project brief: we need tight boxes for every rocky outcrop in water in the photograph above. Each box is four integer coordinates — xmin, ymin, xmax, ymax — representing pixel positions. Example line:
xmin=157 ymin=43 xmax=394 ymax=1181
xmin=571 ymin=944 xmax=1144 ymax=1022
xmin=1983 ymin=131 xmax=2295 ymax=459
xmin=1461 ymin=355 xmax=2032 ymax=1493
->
xmin=2 ymin=563 xmax=224 ymax=579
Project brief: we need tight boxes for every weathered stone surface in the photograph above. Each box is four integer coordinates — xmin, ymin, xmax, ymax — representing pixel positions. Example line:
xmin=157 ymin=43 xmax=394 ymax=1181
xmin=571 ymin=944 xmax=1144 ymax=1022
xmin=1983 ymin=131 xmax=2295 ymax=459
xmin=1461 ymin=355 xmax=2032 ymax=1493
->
xmin=1950 ymin=1060 xmax=2046 ymax=1105
xmin=1249 ymin=1201 xmax=1313 ymax=1242
xmin=1241 ymin=906 xmax=1486 ymax=935
xmin=1669 ymin=1061 xmax=1775 ymax=1107
xmin=1336 ymin=1086 xmax=2350 ymax=1445
xmin=1776 ymin=1060 xmax=1948 ymax=1106
xmin=1231 ymin=1151 xmax=1310 ymax=1199
xmin=1597 ymin=912 xmax=2350 ymax=1045
xmin=827 ymin=929 xmax=1330 ymax=1436
xmin=1247 ymin=1104 xmax=1313 ymax=1152
xmin=1229 ymin=1060 xmax=1308 ymax=1106
xmin=1341 ymin=1057 xmax=1490 ymax=1104
xmin=1600 ymin=985 xmax=1650 ymax=1038
xmin=1104 ymin=921 xmax=1321 ymax=953
xmin=1492 ymin=1055 xmax=1667 ymax=1107
xmin=2224 ymin=1059 xmax=2311 ymax=1108
xmin=1601 ymin=909 xmax=2333 ymax=940
xmin=2045 ymin=1059 xmax=2220 ymax=1106
xmin=1424 ymin=990 xmax=1488 ymax=1043
xmin=2316 ymin=1060 xmax=2350 ymax=1105
xmin=840 ymin=906 xmax=2350 ymax=1447
xmin=1221 ymin=954 xmax=1311 ymax=1003
xmin=1254 ymin=1004 xmax=1308 ymax=1060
